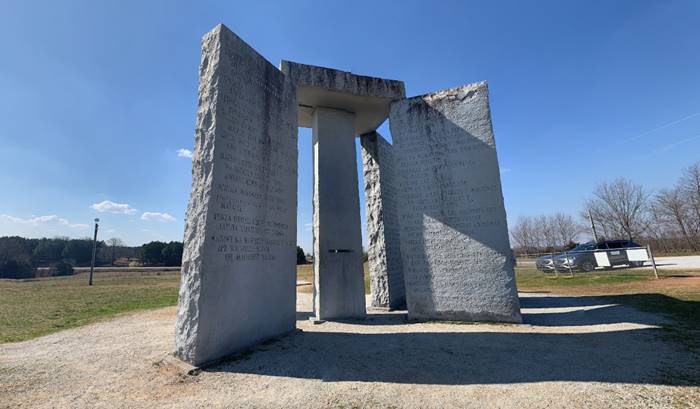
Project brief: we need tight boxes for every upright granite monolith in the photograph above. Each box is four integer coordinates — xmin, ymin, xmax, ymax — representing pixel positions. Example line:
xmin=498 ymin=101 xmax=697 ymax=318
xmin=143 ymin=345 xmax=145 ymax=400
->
xmin=310 ymin=106 xmax=366 ymax=320
xmin=389 ymin=82 xmax=521 ymax=323
xmin=175 ymin=24 xmax=298 ymax=366
xmin=361 ymin=132 xmax=405 ymax=310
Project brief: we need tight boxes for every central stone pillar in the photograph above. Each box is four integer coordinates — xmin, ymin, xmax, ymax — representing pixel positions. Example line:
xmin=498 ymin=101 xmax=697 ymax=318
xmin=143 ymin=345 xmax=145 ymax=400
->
xmin=312 ymin=107 xmax=366 ymax=320
xmin=281 ymin=60 xmax=405 ymax=320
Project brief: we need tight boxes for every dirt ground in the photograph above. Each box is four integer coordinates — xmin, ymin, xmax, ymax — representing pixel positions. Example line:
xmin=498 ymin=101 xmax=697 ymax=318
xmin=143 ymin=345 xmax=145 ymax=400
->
xmin=1 ymin=293 xmax=698 ymax=409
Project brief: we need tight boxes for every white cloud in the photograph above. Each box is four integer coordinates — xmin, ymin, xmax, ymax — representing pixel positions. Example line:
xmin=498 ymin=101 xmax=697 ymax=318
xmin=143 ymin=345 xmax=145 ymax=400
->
xmin=177 ymin=148 xmax=193 ymax=158
xmin=0 ymin=214 xmax=89 ymax=229
xmin=90 ymin=200 xmax=137 ymax=214
xmin=0 ymin=214 xmax=53 ymax=225
xmin=141 ymin=212 xmax=176 ymax=223
xmin=500 ymin=167 xmax=511 ymax=174
xmin=304 ymin=222 xmax=313 ymax=231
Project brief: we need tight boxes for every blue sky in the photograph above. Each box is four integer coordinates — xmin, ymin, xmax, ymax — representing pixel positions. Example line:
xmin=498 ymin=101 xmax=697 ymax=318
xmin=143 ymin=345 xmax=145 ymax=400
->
xmin=1 ymin=1 xmax=699 ymax=249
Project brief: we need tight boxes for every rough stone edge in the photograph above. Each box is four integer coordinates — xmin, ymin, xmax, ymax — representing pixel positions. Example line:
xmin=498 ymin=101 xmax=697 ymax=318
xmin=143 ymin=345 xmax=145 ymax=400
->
xmin=360 ymin=132 xmax=407 ymax=310
xmin=404 ymin=80 xmax=488 ymax=104
xmin=311 ymin=109 xmax=322 ymax=320
xmin=174 ymin=24 xmax=226 ymax=365
xmin=280 ymin=60 xmax=405 ymax=100
xmin=360 ymin=132 xmax=389 ymax=308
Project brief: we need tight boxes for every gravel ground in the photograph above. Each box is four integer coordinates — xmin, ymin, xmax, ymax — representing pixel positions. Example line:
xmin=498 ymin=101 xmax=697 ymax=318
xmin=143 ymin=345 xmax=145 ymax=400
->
xmin=1 ymin=293 xmax=698 ymax=409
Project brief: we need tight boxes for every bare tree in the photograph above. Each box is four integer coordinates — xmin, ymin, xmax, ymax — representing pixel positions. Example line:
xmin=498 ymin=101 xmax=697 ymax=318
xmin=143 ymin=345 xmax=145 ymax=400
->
xmin=585 ymin=178 xmax=650 ymax=240
xmin=512 ymin=213 xmax=584 ymax=254
xmin=551 ymin=212 xmax=581 ymax=246
xmin=646 ymin=203 xmax=673 ymax=252
xmin=106 ymin=237 xmax=125 ymax=266
xmin=654 ymin=188 xmax=698 ymax=251
xmin=510 ymin=216 xmax=538 ymax=253
xmin=534 ymin=215 xmax=558 ymax=250
xmin=680 ymin=162 xmax=700 ymax=239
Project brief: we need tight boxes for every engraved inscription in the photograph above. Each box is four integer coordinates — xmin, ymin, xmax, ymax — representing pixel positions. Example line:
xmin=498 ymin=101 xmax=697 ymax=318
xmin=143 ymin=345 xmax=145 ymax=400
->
xmin=389 ymin=82 xmax=520 ymax=322
xmin=206 ymin=30 xmax=296 ymax=267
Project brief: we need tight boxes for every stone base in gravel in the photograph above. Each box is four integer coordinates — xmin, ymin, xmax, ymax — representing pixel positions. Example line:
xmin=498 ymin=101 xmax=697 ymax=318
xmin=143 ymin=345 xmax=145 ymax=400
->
xmin=1 ymin=293 xmax=698 ymax=408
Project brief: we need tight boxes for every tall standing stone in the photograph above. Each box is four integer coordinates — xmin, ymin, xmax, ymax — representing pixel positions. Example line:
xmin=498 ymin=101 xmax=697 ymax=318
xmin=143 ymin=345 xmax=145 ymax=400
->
xmin=389 ymin=82 xmax=521 ymax=323
xmin=360 ymin=132 xmax=405 ymax=309
xmin=175 ymin=24 xmax=298 ymax=366
xmin=311 ymin=107 xmax=366 ymax=320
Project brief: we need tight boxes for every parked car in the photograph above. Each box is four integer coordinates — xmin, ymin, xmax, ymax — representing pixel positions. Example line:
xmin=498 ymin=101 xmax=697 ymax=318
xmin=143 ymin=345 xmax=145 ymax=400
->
xmin=535 ymin=240 xmax=644 ymax=272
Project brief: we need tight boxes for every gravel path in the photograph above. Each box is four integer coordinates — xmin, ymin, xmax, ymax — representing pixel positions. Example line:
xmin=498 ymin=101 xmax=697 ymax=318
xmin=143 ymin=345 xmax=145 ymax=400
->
xmin=1 ymin=293 xmax=698 ymax=408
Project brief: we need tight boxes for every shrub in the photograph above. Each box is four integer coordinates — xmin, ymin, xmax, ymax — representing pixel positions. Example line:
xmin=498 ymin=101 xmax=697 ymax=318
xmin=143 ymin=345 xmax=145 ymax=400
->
xmin=140 ymin=241 xmax=167 ymax=265
xmin=296 ymin=246 xmax=307 ymax=265
xmin=161 ymin=242 xmax=184 ymax=266
xmin=48 ymin=261 xmax=74 ymax=277
xmin=61 ymin=239 xmax=95 ymax=266
xmin=0 ymin=257 xmax=35 ymax=279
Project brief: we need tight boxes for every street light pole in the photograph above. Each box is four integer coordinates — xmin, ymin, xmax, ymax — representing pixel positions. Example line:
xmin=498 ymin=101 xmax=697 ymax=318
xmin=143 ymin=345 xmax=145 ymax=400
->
xmin=89 ymin=218 xmax=99 ymax=286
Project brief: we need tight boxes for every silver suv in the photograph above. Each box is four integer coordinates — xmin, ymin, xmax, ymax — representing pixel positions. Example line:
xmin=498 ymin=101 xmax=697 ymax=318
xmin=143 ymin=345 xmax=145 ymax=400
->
xmin=536 ymin=240 xmax=643 ymax=272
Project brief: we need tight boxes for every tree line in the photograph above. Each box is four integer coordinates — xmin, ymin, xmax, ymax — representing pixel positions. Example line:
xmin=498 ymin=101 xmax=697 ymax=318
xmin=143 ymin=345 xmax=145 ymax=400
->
xmin=0 ymin=236 xmax=184 ymax=279
xmin=511 ymin=161 xmax=700 ymax=255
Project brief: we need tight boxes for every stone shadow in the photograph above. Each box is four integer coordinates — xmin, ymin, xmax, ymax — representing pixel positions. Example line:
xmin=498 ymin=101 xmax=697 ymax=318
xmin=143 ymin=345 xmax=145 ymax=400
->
xmin=296 ymin=311 xmax=409 ymax=325
xmin=389 ymin=94 xmax=521 ymax=320
xmin=295 ymin=311 xmax=314 ymax=320
xmin=519 ymin=294 xmax=664 ymax=327
xmin=206 ymin=294 xmax=698 ymax=386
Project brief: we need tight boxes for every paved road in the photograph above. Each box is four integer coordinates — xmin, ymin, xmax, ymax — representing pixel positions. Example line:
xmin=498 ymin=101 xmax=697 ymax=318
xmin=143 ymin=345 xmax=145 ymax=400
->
xmin=647 ymin=255 xmax=700 ymax=270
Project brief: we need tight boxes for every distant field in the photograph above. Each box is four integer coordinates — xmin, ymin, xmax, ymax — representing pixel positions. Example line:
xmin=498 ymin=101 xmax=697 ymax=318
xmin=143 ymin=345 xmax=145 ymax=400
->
xmin=2 ymin=264 xmax=699 ymax=344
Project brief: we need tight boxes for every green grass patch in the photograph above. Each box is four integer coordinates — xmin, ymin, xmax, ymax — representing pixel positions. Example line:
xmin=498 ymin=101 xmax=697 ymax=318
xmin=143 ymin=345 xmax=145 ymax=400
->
xmin=1 ymin=264 xmax=370 ymax=343
xmin=0 ymin=271 xmax=180 ymax=343
xmin=515 ymin=266 xmax=656 ymax=289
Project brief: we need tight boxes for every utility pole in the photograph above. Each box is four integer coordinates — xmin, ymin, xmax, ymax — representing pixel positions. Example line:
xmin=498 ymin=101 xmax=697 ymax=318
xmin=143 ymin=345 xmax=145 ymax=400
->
xmin=588 ymin=209 xmax=599 ymax=242
xmin=89 ymin=218 xmax=99 ymax=286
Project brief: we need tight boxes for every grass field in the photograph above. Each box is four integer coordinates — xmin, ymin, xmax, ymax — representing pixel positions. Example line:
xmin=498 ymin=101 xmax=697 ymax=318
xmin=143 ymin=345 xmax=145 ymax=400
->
xmin=0 ymin=270 xmax=180 ymax=343
xmin=516 ymin=266 xmax=671 ymax=287
xmin=1 ymin=264 xmax=699 ymax=345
